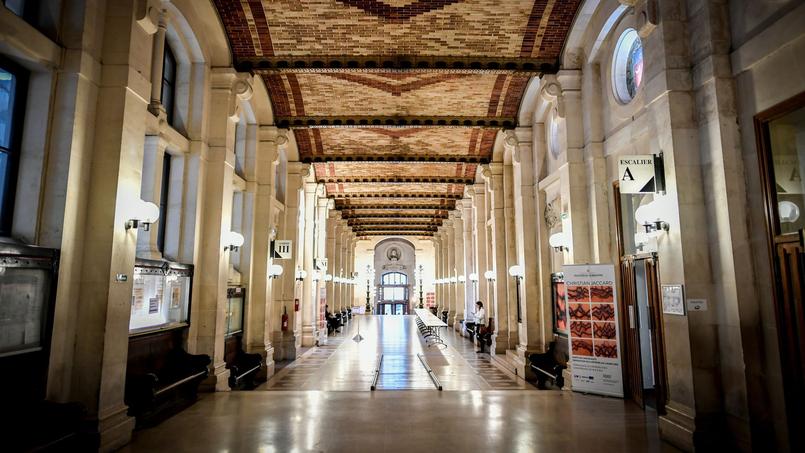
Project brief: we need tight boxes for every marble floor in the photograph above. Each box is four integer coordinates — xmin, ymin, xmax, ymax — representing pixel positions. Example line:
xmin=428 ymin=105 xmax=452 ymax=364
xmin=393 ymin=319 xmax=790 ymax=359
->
xmin=124 ymin=315 xmax=678 ymax=453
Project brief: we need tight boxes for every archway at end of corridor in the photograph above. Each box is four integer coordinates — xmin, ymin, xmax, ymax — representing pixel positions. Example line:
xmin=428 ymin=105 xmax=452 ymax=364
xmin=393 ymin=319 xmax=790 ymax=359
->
xmin=372 ymin=237 xmax=416 ymax=315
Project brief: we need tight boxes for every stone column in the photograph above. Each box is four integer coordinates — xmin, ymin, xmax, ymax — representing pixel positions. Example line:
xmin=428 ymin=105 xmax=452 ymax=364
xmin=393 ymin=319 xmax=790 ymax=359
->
xmin=461 ymin=198 xmax=474 ymax=324
xmin=272 ymin=162 xmax=307 ymax=361
xmin=502 ymin=162 xmax=520 ymax=348
xmin=241 ymin=126 xmax=283 ymax=378
xmin=508 ymin=128 xmax=545 ymax=376
xmin=485 ymin=164 xmax=511 ymax=353
xmin=326 ymin=211 xmax=338 ymax=313
xmin=189 ymin=70 xmax=252 ymax=392
xmin=61 ymin=6 xmax=157 ymax=447
xmin=472 ymin=184 xmax=489 ymax=317
xmin=452 ymin=210 xmax=465 ymax=329
xmin=333 ymin=219 xmax=343 ymax=311
xmin=147 ymin=8 xmax=167 ymax=116
xmin=346 ymin=233 xmax=355 ymax=308
xmin=136 ymin=136 xmax=168 ymax=259
xmin=300 ymin=180 xmax=317 ymax=346
xmin=314 ymin=193 xmax=330 ymax=343
xmin=444 ymin=217 xmax=455 ymax=325
xmin=433 ymin=236 xmax=441 ymax=310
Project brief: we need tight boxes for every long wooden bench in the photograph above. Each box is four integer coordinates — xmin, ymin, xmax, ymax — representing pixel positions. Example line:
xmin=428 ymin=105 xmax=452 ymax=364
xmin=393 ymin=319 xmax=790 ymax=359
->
xmin=224 ymin=334 xmax=264 ymax=390
xmin=528 ymin=341 xmax=568 ymax=389
xmin=125 ymin=328 xmax=210 ymax=428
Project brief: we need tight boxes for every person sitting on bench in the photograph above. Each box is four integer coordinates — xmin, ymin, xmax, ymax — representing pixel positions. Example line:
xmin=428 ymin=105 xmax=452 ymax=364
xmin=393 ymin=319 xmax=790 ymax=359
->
xmin=473 ymin=301 xmax=487 ymax=353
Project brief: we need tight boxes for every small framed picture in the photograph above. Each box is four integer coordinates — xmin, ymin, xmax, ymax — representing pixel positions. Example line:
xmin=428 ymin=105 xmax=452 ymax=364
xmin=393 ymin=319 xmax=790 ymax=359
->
xmin=661 ymin=284 xmax=685 ymax=316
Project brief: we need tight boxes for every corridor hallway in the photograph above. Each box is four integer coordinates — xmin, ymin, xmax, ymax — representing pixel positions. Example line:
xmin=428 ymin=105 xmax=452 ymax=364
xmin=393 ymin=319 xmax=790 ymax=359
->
xmin=124 ymin=315 xmax=675 ymax=452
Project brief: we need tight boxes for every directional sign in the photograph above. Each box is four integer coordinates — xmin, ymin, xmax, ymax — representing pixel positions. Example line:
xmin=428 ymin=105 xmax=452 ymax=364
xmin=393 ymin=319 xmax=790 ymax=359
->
xmin=618 ymin=154 xmax=660 ymax=194
xmin=272 ymin=240 xmax=292 ymax=259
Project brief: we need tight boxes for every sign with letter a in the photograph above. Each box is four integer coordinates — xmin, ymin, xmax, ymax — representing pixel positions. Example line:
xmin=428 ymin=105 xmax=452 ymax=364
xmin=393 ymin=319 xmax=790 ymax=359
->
xmin=618 ymin=155 xmax=657 ymax=194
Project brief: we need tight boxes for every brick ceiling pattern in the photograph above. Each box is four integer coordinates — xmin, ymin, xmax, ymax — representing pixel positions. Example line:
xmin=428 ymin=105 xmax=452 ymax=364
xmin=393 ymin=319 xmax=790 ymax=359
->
xmin=294 ymin=127 xmax=497 ymax=162
xmin=264 ymin=72 xmax=529 ymax=125
xmin=213 ymin=0 xmax=582 ymax=237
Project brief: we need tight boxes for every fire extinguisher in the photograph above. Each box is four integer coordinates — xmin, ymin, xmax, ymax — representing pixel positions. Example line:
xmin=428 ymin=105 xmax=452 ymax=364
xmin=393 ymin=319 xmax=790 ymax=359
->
xmin=294 ymin=298 xmax=300 ymax=312
xmin=281 ymin=306 xmax=289 ymax=332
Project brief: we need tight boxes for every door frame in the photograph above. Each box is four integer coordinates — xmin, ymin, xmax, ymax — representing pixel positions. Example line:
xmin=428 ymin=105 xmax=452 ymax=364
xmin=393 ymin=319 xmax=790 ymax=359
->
xmin=754 ymin=90 xmax=805 ymax=449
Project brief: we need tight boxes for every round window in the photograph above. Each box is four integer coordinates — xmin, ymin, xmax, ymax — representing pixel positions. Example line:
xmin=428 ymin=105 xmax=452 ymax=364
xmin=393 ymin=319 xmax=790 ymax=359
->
xmin=611 ymin=28 xmax=644 ymax=104
xmin=549 ymin=110 xmax=561 ymax=159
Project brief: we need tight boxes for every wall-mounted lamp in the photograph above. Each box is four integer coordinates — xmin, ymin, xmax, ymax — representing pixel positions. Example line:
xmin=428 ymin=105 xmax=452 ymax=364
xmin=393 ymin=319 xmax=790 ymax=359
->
xmin=549 ymin=232 xmax=570 ymax=252
xmin=458 ymin=275 xmax=466 ymax=283
xmin=484 ymin=270 xmax=496 ymax=282
xmin=635 ymin=201 xmax=670 ymax=234
xmin=508 ymin=265 xmax=524 ymax=279
xmin=468 ymin=273 xmax=478 ymax=282
xmin=295 ymin=268 xmax=307 ymax=281
xmin=449 ymin=276 xmax=458 ymax=284
xmin=225 ymin=231 xmax=245 ymax=252
xmin=312 ymin=270 xmax=322 ymax=282
xmin=779 ymin=201 xmax=800 ymax=223
xmin=324 ymin=273 xmax=333 ymax=282
xmin=126 ymin=199 xmax=160 ymax=231
xmin=268 ymin=264 xmax=284 ymax=279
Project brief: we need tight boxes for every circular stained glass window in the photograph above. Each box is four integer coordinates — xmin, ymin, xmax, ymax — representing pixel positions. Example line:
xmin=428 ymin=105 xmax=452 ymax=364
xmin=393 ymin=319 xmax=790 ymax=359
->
xmin=549 ymin=109 xmax=561 ymax=159
xmin=612 ymin=28 xmax=644 ymax=104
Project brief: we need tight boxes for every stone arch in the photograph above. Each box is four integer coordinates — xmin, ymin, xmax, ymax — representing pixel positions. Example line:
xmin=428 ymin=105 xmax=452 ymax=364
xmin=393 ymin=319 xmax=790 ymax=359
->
xmin=373 ymin=238 xmax=416 ymax=314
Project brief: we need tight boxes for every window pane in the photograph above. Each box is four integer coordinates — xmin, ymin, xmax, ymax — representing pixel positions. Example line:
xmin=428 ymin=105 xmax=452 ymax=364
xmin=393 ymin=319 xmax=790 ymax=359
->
xmin=0 ymin=152 xmax=7 ymax=217
xmin=769 ymin=105 xmax=805 ymax=234
xmin=4 ymin=0 xmax=25 ymax=17
xmin=0 ymin=67 xmax=16 ymax=149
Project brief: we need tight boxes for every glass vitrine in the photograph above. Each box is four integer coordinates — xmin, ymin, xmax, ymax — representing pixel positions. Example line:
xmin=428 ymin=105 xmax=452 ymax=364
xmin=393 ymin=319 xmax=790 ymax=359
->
xmin=0 ymin=242 xmax=58 ymax=357
xmin=129 ymin=259 xmax=193 ymax=334
xmin=225 ymin=287 xmax=245 ymax=336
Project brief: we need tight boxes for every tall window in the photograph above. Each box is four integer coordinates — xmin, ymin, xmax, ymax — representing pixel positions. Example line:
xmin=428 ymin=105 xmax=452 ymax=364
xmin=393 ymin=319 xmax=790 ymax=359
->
xmin=0 ymin=58 xmax=26 ymax=235
xmin=157 ymin=153 xmax=171 ymax=253
xmin=161 ymin=44 xmax=177 ymax=127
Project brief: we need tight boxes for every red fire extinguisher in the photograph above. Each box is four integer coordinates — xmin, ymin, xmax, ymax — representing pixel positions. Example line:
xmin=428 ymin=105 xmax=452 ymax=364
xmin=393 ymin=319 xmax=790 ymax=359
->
xmin=281 ymin=306 xmax=289 ymax=332
xmin=294 ymin=298 xmax=300 ymax=312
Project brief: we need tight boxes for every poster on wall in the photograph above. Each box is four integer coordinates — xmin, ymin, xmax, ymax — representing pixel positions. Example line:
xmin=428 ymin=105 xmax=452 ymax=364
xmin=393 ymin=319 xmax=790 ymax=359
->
xmin=318 ymin=286 xmax=327 ymax=331
xmin=551 ymin=273 xmax=568 ymax=336
xmin=563 ymin=264 xmax=624 ymax=398
xmin=426 ymin=292 xmax=435 ymax=308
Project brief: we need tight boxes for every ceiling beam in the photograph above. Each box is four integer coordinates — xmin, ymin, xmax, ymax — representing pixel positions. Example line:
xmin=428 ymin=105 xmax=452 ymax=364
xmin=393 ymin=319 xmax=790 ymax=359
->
xmin=320 ymin=176 xmax=474 ymax=184
xmin=242 ymin=56 xmax=552 ymax=73
xmin=278 ymin=116 xmax=514 ymax=129
xmin=302 ymin=154 xmax=489 ymax=164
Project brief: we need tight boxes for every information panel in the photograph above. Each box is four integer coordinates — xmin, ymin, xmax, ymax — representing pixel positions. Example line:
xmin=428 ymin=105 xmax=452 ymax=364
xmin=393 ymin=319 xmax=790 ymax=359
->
xmin=563 ymin=264 xmax=623 ymax=397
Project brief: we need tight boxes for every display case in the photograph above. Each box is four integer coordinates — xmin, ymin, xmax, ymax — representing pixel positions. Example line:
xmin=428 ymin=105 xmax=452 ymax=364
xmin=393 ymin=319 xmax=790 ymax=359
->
xmin=225 ymin=287 xmax=245 ymax=336
xmin=0 ymin=241 xmax=58 ymax=358
xmin=129 ymin=259 xmax=193 ymax=335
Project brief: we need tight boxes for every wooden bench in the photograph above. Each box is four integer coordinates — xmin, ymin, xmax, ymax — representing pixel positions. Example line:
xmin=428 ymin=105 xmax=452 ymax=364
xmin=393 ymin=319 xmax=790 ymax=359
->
xmin=528 ymin=341 xmax=568 ymax=389
xmin=224 ymin=334 xmax=264 ymax=390
xmin=125 ymin=328 xmax=210 ymax=427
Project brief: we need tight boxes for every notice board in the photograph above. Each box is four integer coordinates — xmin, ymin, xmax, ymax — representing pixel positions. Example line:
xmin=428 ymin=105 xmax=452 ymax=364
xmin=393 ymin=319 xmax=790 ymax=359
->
xmin=563 ymin=264 xmax=624 ymax=397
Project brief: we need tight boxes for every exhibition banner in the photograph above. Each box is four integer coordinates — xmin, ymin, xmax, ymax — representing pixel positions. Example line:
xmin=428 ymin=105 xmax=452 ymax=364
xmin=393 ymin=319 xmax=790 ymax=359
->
xmin=563 ymin=264 xmax=624 ymax=397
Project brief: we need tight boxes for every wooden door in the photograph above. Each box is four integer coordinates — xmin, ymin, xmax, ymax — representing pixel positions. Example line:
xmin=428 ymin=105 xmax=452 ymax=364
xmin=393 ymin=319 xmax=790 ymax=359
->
xmin=775 ymin=234 xmax=805 ymax=438
xmin=644 ymin=256 xmax=668 ymax=414
xmin=620 ymin=256 xmax=644 ymax=407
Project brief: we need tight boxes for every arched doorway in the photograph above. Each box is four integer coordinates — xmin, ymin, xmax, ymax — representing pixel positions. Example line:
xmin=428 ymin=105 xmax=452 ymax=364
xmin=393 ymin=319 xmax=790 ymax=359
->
xmin=373 ymin=238 xmax=415 ymax=315
xmin=380 ymin=272 xmax=408 ymax=315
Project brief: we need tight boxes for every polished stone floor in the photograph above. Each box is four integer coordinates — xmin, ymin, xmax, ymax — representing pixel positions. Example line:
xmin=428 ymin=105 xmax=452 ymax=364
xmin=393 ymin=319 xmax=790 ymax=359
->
xmin=124 ymin=315 xmax=678 ymax=453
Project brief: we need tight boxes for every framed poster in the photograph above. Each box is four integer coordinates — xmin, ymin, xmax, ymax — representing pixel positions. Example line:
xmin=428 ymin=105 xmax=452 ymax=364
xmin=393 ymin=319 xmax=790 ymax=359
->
xmin=551 ymin=273 xmax=568 ymax=336
xmin=563 ymin=264 xmax=623 ymax=398
xmin=661 ymin=284 xmax=685 ymax=315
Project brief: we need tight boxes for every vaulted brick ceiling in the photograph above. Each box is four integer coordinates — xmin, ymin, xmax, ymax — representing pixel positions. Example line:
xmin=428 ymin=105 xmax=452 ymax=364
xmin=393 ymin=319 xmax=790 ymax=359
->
xmin=213 ymin=0 xmax=582 ymax=237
